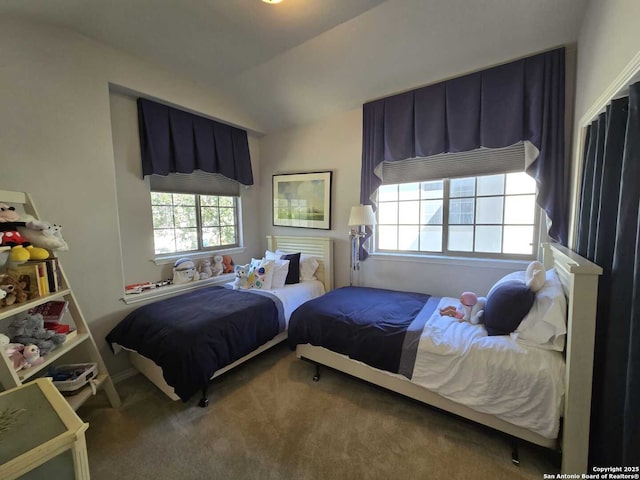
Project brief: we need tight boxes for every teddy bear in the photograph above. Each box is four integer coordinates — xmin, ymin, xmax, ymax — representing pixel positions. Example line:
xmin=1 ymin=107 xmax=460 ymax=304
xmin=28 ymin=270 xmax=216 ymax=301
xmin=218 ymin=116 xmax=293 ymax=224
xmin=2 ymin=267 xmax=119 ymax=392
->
xmin=211 ymin=255 xmax=224 ymax=277
xmin=231 ymin=264 xmax=249 ymax=290
xmin=0 ymin=334 xmax=29 ymax=371
xmin=197 ymin=259 xmax=213 ymax=279
xmin=222 ymin=255 xmax=234 ymax=274
xmin=0 ymin=273 xmax=28 ymax=306
xmin=7 ymin=313 xmax=66 ymax=356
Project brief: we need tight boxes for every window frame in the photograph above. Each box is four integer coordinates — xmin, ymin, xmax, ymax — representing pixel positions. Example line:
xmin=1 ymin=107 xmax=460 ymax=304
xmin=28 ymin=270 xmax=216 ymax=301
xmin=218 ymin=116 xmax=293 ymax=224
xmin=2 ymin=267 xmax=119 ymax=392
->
xmin=150 ymin=191 xmax=241 ymax=256
xmin=374 ymin=173 xmax=541 ymax=261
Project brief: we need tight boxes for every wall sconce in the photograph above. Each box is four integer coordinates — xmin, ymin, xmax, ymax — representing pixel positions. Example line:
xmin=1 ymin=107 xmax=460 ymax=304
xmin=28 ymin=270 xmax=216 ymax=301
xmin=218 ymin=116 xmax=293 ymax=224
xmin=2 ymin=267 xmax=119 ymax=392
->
xmin=348 ymin=205 xmax=376 ymax=286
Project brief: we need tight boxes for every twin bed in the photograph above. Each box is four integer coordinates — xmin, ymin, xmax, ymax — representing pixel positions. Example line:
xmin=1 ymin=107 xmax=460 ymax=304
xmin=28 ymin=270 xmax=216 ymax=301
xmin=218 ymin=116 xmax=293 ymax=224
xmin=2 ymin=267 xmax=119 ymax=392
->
xmin=106 ymin=236 xmax=600 ymax=474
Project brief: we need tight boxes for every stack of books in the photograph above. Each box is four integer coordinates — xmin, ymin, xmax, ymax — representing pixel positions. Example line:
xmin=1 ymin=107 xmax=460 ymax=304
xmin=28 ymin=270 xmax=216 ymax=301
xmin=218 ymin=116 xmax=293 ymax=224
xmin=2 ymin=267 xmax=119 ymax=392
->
xmin=9 ymin=257 xmax=62 ymax=299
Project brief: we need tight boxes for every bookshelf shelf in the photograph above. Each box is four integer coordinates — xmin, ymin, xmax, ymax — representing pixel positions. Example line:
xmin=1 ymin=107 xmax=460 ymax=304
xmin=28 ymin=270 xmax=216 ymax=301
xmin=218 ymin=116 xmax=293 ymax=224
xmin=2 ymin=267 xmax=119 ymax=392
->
xmin=0 ymin=189 xmax=120 ymax=411
xmin=18 ymin=333 xmax=90 ymax=381
xmin=0 ymin=289 xmax=72 ymax=321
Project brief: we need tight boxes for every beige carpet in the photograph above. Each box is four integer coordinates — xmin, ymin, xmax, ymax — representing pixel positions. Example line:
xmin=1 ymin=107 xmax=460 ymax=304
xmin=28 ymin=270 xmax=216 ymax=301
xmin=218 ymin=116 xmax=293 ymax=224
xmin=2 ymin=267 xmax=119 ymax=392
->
xmin=80 ymin=343 xmax=559 ymax=480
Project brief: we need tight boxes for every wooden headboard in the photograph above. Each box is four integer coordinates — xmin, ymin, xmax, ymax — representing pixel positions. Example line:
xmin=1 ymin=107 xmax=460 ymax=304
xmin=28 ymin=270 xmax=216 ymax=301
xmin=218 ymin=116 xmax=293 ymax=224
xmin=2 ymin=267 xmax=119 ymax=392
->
xmin=266 ymin=236 xmax=334 ymax=292
xmin=542 ymin=242 xmax=602 ymax=473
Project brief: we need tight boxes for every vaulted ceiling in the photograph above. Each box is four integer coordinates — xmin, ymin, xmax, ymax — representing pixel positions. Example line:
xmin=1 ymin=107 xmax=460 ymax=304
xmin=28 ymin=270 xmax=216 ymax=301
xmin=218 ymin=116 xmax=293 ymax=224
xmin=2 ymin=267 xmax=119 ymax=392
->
xmin=2 ymin=0 xmax=589 ymax=133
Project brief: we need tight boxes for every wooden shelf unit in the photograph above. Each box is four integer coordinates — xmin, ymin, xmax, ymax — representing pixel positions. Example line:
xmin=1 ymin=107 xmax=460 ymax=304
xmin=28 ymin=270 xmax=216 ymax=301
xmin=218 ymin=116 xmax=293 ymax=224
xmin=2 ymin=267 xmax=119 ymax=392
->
xmin=0 ymin=189 xmax=120 ymax=411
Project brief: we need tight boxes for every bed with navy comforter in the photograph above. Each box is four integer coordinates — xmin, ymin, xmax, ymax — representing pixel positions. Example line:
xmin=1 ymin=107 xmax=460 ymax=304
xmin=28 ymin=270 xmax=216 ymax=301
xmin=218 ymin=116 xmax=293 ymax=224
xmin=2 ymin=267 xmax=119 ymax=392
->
xmin=288 ymin=285 xmax=566 ymax=440
xmin=288 ymin=286 xmax=440 ymax=379
xmin=106 ymin=286 xmax=284 ymax=401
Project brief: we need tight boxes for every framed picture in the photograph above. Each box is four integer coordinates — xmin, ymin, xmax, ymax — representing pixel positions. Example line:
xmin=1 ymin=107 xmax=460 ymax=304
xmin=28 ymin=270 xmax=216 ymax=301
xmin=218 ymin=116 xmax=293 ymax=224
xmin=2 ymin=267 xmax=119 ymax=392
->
xmin=272 ymin=171 xmax=332 ymax=229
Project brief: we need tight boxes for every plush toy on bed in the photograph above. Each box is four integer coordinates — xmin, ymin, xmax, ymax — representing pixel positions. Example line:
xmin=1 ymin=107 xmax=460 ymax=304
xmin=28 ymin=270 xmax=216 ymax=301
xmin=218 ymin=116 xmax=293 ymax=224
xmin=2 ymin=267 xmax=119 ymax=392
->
xmin=440 ymin=291 xmax=486 ymax=324
xmin=231 ymin=264 xmax=249 ymax=290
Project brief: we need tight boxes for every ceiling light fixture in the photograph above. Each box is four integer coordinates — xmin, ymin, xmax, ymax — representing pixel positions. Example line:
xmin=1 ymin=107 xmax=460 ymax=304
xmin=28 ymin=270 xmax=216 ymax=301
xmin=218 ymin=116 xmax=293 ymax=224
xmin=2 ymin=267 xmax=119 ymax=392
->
xmin=262 ymin=0 xmax=283 ymax=4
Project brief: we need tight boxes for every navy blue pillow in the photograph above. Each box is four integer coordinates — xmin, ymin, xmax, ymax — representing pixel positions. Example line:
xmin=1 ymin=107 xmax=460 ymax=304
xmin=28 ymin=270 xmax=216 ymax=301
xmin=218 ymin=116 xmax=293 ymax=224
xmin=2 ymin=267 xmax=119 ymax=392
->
xmin=280 ymin=252 xmax=301 ymax=284
xmin=483 ymin=280 xmax=535 ymax=336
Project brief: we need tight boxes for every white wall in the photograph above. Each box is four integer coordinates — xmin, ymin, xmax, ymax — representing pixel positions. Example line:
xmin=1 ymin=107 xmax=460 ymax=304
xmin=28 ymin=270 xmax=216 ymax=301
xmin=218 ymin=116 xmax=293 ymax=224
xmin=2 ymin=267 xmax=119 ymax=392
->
xmin=0 ymin=17 xmax=264 ymax=376
xmin=259 ymin=110 xmax=527 ymax=296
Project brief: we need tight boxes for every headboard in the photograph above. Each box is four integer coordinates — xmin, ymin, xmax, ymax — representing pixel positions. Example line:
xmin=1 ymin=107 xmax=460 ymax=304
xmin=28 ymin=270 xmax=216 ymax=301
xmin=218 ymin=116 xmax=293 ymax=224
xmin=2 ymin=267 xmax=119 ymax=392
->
xmin=542 ymin=242 xmax=602 ymax=474
xmin=266 ymin=235 xmax=334 ymax=292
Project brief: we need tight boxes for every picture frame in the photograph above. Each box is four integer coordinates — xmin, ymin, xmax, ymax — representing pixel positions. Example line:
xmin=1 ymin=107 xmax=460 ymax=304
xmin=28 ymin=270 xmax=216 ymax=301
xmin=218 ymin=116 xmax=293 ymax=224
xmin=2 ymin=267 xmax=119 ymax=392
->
xmin=272 ymin=171 xmax=332 ymax=229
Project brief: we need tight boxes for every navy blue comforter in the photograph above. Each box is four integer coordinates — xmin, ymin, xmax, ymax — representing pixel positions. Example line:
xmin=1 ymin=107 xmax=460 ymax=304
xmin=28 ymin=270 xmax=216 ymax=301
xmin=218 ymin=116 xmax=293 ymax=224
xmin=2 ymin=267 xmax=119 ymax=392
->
xmin=106 ymin=286 xmax=283 ymax=401
xmin=288 ymin=286 xmax=438 ymax=377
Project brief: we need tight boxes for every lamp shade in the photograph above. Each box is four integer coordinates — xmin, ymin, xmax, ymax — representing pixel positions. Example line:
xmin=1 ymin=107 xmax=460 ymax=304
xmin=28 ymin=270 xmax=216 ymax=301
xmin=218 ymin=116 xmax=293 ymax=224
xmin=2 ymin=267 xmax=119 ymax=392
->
xmin=348 ymin=205 xmax=376 ymax=227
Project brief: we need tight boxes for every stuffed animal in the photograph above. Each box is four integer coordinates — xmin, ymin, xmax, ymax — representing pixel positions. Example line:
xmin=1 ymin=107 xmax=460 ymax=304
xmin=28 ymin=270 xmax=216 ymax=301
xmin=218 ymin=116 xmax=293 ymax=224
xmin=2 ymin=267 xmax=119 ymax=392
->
xmin=0 ymin=204 xmax=49 ymax=262
xmin=0 ymin=273 xmax=28 ymax=306
xmin=7 ymin=313 xmax=66 ymax=356
xmin=231 ymin=264 xmax=249 ymax=290
xmin=0 ymin=333 xmax=31 ymax=371
xmin=440 ymin=291 xmax=479 ymax=322
xmin=173 ymin=258 xmax=200 ymax=284
xmin=197 ymin=259 xmax=213 ymax=279
xmin=469 ymin=296 xmax=486 ymax=325
xmin=21 ymin=344 xmax=43 ymax=368
xmin=18 ymin=221 xmax=69 ymax=252
xmin=211 ymin=255 xmax=224 ymax=277
xmin=222 ymin=255 xmax=234 ymax=274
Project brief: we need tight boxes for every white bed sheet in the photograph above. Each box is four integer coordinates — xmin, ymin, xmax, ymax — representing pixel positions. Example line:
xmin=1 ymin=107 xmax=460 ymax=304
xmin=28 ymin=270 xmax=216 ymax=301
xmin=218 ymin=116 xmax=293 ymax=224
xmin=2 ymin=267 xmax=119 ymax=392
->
xmin=411 ymin=297 xmax=565 ymax=439
xmin=259 ymin=280 xmax=326 ymax=326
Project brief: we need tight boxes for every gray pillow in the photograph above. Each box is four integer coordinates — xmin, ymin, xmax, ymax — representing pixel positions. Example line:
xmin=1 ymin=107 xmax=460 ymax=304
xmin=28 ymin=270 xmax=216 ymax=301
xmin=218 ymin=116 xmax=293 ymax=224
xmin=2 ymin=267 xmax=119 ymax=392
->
xmin=484 ymin=280 xmax=534 ymax=336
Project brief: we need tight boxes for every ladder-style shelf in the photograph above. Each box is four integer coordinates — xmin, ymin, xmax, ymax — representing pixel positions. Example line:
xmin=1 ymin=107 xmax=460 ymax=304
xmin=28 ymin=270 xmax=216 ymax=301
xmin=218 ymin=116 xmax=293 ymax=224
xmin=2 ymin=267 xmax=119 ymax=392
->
xmin=0 ymin=190 xmax=120 ymax=411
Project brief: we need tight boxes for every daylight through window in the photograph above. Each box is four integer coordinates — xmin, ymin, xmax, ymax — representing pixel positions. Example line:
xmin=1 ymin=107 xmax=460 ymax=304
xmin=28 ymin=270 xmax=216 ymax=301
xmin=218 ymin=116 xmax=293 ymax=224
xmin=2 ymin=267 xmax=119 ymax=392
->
xmin=150 ymin=192 xmax=239 ymax=255
xmin=376 ymin=172 xmax=538 ymax=258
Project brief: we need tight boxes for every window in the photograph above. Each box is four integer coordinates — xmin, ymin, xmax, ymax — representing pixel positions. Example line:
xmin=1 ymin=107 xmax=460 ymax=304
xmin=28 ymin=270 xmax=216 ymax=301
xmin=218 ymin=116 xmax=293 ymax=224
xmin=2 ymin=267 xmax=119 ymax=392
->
xmin=150 ymin=192 xmax=239 ymax=255
xmin=376 ymin=172 xmax=538 ymax=258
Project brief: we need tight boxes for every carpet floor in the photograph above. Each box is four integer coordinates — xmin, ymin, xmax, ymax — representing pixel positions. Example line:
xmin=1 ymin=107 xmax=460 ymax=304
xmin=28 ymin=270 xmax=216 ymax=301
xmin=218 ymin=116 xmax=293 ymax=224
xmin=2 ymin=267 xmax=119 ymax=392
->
xmin=80 ymin=343 xmax=559 ymax=479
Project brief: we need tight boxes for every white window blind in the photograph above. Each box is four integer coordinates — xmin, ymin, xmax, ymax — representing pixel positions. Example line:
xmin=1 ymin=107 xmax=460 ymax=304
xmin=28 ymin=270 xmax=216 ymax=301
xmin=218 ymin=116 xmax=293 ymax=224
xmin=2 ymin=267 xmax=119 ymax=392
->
xmin=381 ymin=142 xmax=526 ymax=185
xmin=150 ymin=171 xmax=240 ymax=196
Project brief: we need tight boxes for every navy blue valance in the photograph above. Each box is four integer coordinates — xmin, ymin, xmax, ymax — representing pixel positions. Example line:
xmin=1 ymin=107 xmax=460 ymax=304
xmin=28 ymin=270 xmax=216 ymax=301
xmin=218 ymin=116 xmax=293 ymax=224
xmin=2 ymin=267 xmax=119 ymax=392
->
xmin=137 ymin=98 xmax=254 ymax=185
xmin=361 ymin=47 xmax=566 ymax=251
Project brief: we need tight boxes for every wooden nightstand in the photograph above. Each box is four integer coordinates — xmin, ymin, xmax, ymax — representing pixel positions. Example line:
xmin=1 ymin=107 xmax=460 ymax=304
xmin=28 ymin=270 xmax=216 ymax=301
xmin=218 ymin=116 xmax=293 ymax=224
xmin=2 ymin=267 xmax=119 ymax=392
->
xmin=0 ymin=378 xmax=90 ymax=480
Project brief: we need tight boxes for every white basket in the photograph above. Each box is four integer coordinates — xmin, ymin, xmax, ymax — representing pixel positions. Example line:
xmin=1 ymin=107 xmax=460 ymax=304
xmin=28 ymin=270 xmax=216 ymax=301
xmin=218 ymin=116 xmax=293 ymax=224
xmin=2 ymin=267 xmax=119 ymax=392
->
xmin=50 ymin=363 xmax=98 ymax=393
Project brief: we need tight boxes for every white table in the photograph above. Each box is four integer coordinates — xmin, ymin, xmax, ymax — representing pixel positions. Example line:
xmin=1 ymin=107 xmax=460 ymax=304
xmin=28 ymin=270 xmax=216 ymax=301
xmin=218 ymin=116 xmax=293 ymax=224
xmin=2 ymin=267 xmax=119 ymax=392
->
xmin=0 ymin=378 xmax=90 ymax=480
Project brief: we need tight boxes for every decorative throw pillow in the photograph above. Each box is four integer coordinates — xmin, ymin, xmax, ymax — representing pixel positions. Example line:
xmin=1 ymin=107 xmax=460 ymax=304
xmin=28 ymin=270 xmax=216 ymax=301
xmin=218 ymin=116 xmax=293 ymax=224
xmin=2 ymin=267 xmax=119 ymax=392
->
xmin=247 ymin=259 xmax=275 ymax=290
xmin=483 ymin=280 xmax=535 ymax=336
xmin=276 ymin=250 xmax=318 ymax=281
xmin=271 ymin=259 xmax=290 ymax=289
xmin=279 ymin=252 xmax=301 ymax=284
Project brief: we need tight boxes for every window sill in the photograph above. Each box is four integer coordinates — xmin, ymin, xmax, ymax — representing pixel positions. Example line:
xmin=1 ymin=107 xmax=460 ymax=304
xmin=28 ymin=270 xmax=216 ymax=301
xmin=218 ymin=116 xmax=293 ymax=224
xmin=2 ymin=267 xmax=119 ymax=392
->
xmin=368 ymin=252 xmax=531 ymax=270
xmin=152 ymin=247 xmax=245 ymax=266
xmin=121 ymin=273 xmax=235 ymax=305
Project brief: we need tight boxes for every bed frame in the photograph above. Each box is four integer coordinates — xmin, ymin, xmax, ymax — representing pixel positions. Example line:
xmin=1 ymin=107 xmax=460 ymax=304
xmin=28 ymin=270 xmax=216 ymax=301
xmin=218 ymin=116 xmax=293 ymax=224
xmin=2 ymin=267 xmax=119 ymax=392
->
xmin=296 ymin=243 xmax=601 ymax=475
xmin=126 ymin=235 xmax=333 ymax=405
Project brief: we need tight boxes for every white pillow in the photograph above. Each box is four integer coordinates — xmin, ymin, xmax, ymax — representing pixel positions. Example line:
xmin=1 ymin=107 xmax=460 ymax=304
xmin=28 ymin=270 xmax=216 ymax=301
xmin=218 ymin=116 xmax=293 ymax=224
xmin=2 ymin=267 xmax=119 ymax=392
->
xmin=270 ymin=259 xmax=290 ymax=289
xmin=275 ymin=249 xmax=319 ymax=281
xmin=511 ymin=269 xmax=567 ymax=351
xmin=264 ymin=250 xmax=278 ymax=261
